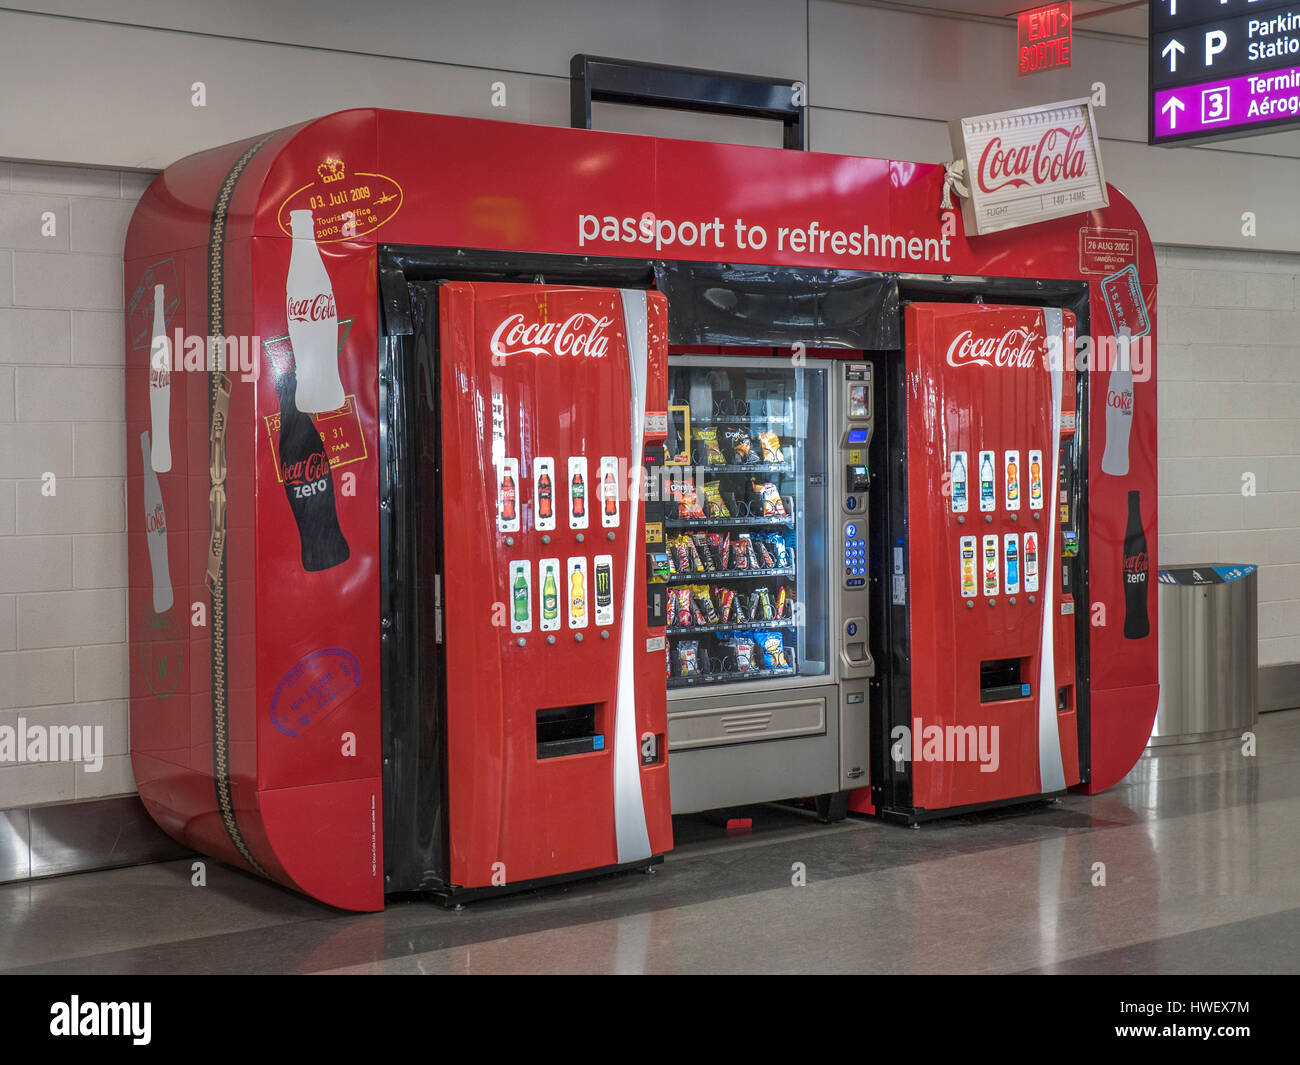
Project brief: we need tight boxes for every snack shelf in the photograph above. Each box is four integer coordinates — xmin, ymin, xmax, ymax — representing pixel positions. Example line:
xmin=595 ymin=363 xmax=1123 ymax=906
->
xmin=675 ymin=462 xmax=794 ymax=475
xmin=667 ymin=618 xmax=796 ymax=636
xmin=667 ymin=567 xmax=793 ymax=583
xmin=688 ymin=416 xmax=793 ymax=428
xmin=668 ymin=666 xmax=797 ymax=689
xmin=665 ymin=516 xmax=795 ymax=529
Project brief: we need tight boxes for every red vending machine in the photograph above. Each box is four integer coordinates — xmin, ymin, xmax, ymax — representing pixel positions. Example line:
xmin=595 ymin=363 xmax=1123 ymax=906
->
xmin=877 ymin=305 xmax=1084 ymax=815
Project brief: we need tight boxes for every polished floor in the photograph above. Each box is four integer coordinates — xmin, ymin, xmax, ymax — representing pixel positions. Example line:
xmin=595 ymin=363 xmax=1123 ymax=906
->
xmin=2 ymin=710 xmax=1298 ymax=975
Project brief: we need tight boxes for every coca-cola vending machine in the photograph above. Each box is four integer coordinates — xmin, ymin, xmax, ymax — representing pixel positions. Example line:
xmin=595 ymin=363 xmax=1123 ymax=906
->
xmin=125 ymin=107 xmax=1158 ymax=910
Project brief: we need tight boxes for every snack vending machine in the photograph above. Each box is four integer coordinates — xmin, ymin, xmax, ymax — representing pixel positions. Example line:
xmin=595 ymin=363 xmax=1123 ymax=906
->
xmin=660 ymin=354 xmax=871 ymax=818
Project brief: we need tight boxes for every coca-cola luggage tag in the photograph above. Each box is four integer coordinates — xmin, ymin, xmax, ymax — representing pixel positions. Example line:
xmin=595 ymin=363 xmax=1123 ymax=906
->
xmin=205 ymin=374 xmax=233 ymax=593
xmin=1099 ymin=264 xmax=1149 ymax=341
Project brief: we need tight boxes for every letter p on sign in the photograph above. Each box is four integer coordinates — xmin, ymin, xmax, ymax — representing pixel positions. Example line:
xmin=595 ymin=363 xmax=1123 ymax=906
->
xmin=1205 ymin=29 xmax=1226 ymax=67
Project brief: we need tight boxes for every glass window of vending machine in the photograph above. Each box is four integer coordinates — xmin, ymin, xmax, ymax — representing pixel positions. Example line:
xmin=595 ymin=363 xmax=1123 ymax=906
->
xmin=663 ymin=354 xmax=862 ymax=817
xmin=663 ymin=358 xmax=829 ymax=687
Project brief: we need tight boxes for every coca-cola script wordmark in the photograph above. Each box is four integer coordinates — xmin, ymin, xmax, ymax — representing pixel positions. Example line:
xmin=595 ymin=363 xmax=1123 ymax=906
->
xmin=976 ymin=124 xmax=1088 ymax=195
xmin=489 ymin=313 xmax=613 ymax=361
xmin=946 ymin=327 xmax=1042 ymax=370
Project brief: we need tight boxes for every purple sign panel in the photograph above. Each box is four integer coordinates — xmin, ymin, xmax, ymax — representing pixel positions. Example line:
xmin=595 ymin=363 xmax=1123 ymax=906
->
xmin=1153 ymin=65 xmax=1300 ymax=141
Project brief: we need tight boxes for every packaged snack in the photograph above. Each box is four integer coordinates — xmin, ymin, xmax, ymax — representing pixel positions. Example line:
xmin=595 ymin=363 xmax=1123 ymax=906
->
xmin=764 ymin=534 xmax=790 ymax=568
xmin=757 ymin=631 xmax=789 ymax=669
xmin=746 ymin=535 xmax=761 ymax=569
xmin=672 ymin=537 xmax=691 ymax=573
xmin=733 ymin=534 xmax=751 ymax=569
xmin=677 ymin=587 xmax=693 ymax=627
xmin=703 ymin=480 xmax=730 ymax=518
xmin=753 ymin=481 xmax=786 ymax=516
xmin=674 ymin=480 xmax=705 ymax=518
xmin=725 ymin=428 xmax=755 ymax=464
xmin=716 ymin=586 xmax=736 ymax=624
xmin=733 ymin=593 xmax=749 ymax=623
xmin=692 ymin=427 xmax=726 ymax=465
xmin=686 ymin=536 xmax=705 ymax=572
xmin=722 ymin=636 xmax=756 ymax=672
xmin=666 ymin=548 xmax=678 ymax=576
xmin=693 ymin=586 xmax=720 ymax=624
xmin=755 ymin=537 xmax=776 ymax=568
xmin=759 ymin=431 xmax=784 ymax=462
xmin=776 ymin=585 xmax=788 ymax=620
xmin=677 ymin=640 xmax=700 ymax=677
xmin=690 ymin=533 xmax=715 ymax=572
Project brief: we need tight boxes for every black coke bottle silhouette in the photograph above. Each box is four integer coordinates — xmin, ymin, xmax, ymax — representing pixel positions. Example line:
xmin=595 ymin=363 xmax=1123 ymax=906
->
xmin=275 ymin=369 xmax=350 ymax=571
xmin=1122 ymin=490 xmax=1149 ymax=640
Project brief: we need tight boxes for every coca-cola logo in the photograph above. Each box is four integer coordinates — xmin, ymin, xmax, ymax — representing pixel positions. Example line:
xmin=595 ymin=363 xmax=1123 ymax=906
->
xmin=976 ymin=124 xmax=1088 ymax=195
xmin=146 ymin=504 xmax=166 ymax=535
xmin=1124 ymin=552 xmax=1148 ymax=577
xmin=282 ymin=451 xmax=330 ymax=485
xmin=287 ymin=293 xmax=336 ymax=324
xmin=1107 ymin=388 xmax=1133 ymax=412
xmin=489 ymin=312 xmax=612 ymax=360
xmin=946 ymin=327 xmax=1040 ymax=369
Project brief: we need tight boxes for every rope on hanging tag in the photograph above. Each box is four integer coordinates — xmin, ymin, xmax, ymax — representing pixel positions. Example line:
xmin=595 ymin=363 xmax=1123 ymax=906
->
xmin=940 ymin=158 xmax=970 ymax=212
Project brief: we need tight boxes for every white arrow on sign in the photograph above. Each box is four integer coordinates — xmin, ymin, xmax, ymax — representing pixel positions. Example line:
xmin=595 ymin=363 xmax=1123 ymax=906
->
xmin=1162 ymin=38 xmax=1185 ymax=72
xmin=1162 ymin=96 xmax=1186 ymax=129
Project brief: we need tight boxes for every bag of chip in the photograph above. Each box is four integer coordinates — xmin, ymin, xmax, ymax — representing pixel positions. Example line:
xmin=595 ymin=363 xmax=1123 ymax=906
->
xmin=757 ymin=631 xmax=789 ymax=669
xmin=752 ymin=481 xmax=786 ymax=516
xmin=724 ymin=428 xmax=755 ymax=464
xmin=722 ymin=636 xmax=756 ymax=672
xmin=692 ymin=427 xmax=726 ymax=465
xmin=673 ymin=480 xmax=704 ymax=517
xmin=677 ymin=640 xmax=700 ymax=677
xmin=703 ymin=480 xmax=730 ymax=518
xmin=759 ymin=431 xmax=784 ymax=462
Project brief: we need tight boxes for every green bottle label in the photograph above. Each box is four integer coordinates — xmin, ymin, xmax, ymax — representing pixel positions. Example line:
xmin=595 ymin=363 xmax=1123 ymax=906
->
xmin=513 ymin=571 xmax=528 ymax=622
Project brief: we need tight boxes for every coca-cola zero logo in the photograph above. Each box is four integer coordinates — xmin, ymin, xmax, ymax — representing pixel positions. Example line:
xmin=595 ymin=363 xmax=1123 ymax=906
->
xmin=282 ymin=451 xmax=330 ymax=485
xmin=287 ymin=293 xmax=336 ymax=324
xmin=489 ymin=312 xmax=612 ymax=360
xmin=946 ymin=327 xmax=1041 ymax=370
xmin=976 ymin=124 xmax=1088 ymax=195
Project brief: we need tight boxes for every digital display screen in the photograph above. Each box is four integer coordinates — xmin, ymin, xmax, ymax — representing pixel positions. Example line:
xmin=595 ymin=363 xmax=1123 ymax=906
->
xmin=848 ymin=428 xmax=868 ymax=443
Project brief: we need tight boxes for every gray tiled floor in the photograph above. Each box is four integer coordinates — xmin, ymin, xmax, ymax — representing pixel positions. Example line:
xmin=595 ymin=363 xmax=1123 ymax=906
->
xmin=1 ymin=710 xmax=1296 ymax=974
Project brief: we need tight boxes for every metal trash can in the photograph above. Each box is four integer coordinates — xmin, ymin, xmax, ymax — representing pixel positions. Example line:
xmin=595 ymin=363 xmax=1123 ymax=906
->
xmin=1150 ymin=564 xmax=1258 ymax=746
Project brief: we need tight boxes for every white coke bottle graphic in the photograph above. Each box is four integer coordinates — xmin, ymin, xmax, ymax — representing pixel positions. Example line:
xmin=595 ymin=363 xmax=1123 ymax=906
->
xmin=1101 ymin=333 xmax=1134 ymax=477
xmin=148 ymin=284 xmax=172 ymax=472
xmin=285 ymin=209 xmax=343 ymax=413
xmin=140 ymin=431 xmax=174 ymax=614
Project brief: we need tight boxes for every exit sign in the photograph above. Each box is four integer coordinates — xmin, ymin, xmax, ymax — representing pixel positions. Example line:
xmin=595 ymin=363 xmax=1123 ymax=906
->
xmin=1018 ymin=2 xmax=1073 ymax=77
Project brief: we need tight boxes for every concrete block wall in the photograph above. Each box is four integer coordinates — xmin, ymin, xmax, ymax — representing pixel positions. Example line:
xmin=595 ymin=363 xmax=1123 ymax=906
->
xmin=0 ymin=161 xmax=150 ymax=806
xmin=1157 ymin=246 xmax=1300 ymax=667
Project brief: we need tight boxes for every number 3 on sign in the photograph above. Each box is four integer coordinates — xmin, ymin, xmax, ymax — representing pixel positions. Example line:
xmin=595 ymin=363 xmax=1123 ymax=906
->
xmin=1201 ymin=87 xmax=1230 ymax=125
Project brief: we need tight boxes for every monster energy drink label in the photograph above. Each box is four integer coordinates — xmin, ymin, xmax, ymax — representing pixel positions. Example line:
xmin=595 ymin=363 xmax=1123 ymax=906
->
xmin=510 ymin=560 xmax=532 ymax=633
xmin=539 ymin=557 xmax=561 ymax=632
xmin=594 ymin=554 xmax=614 ymax=626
